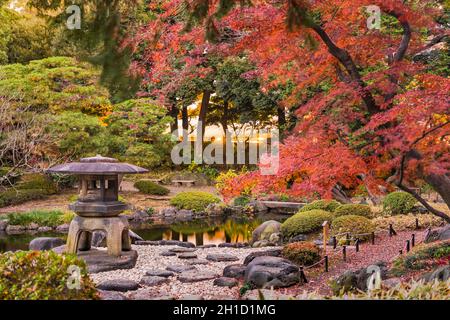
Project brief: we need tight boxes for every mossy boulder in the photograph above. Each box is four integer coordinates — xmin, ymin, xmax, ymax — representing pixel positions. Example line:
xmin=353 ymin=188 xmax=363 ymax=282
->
xmin=251 ymin=220 xmax=282 ymax=244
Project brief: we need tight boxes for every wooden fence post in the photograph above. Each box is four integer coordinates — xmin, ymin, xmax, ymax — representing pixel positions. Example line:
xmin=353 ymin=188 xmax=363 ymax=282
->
xmin=406 ymin=240 xmax=410 ymax=253
xmin=324 ymin=255 xmax=329 ymax=272
xmin=322 ymin=221 xmax=330 ymax=255
xmin=332 ymin=236 xmax=337 ymax=249
xmin=415 ymin=218 xmax=419 ymax=230
xmin=300 ymin=267 xmax=308 ymax=284
xmin=355 ymin=238 xmax=360 ymax=252
xmin=371 ymin=232 xmax=375 ymax=245
xmin=343 ymin=245 xmax=347 ymax=262
xmin=411 ymin=234 xmax=415 ymax=247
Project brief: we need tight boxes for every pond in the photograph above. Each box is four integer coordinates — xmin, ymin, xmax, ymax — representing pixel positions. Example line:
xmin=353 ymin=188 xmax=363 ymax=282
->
xmin=0 ymin=213 xmax=290 ymax=252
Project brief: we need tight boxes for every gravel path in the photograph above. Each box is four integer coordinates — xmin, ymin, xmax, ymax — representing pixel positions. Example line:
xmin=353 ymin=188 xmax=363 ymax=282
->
xmin=90 ymin=245 xmax=277 ymax=300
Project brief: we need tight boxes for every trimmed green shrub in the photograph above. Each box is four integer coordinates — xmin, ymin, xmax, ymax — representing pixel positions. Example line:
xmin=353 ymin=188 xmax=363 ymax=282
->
xmin=331 ymin=215 xmax=375 ymax=241
xmin=17 ymin=173 xmax=57 ymax=194
xmin=0 ymin=188 xmax=48 ymax=208
xmin=334 ymin=204 xmax=372 ymax=218
xmin=7 ymin=210 xmax=68 ymax=227
xmin=134 ymin=180 xmax=170 ymax=196
xmin=0 ymin=250 xmax=98 ymax=300
xmin=170 ymin=191 xmax=221 ymax=212
xmin=233 ymin=195 xmax=251 ymax=206
xmin=282 ymin=242 xmax=321 ymax=266
xmin=299 ymin=200 xmax=341 ymax=213
xmin=281 ymin=209 xmax=334 ymax=238
xmin=382 ymin=191 xmax=417 ymax=215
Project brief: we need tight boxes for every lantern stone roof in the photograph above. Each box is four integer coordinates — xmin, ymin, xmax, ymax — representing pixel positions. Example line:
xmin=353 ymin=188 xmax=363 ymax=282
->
xmin=46 ymin=155 xmax=149 ymax=175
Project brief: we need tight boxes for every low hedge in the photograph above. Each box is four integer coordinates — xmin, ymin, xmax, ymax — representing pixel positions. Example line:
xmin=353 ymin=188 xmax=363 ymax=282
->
xmin=299 ymin=200 xmax=341 ymax=213
xmin=170 ymin=191 xmax=221 ymax=212
xmin=0 ymin=189 xmax=48 ymax=208
xmin=134 ymin=180 xmax=170 ymax=195
xmin=382 ymin=191 xmax=417 ymax=215
xmin=282 ymin=242 xmax=321 ymax=266
xmin=331 ymin=215 xmax=375 ymax=241
xmin=0 ymin=250 xmax=98 ymax=300
xmin=6 ymin=210 xmax=74 ymax=227
xmin=233 ymin=195 xmax=251 ymax=206
xmin=17 ymin=173 xmax=57 ymax=194
xmin=281 ymin=209 xmax=334 ymax=238
xmin=334 ymin=204 xmax=372 ymax=218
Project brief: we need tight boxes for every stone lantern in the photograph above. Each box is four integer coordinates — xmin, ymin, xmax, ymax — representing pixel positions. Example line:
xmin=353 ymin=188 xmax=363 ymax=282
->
xmin=47 ymin=155 xmax=148 ymax=256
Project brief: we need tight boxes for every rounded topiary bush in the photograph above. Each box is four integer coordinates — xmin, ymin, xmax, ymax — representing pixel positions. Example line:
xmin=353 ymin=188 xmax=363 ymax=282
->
xmin=282 ymin=242 xmax=321 ymax=266
xmin=0 ymin=251 xmax=98 ymax=300
xmin=281 ymin=209 xmax=334 ymax=238
xmin=170 ymin=191 xmax=221 ymax=212
xmin=134 ymin=180 xmax=170 ymax=195
xmin=383 ymin=191 xmax=417 ymax=215
xmin=334 ymin=204 xmax=372 ymax=218
xmin=331 ymin=215 xmax=375 ymax=241
xmin=299 ymin=199 xmax=341 ymax=213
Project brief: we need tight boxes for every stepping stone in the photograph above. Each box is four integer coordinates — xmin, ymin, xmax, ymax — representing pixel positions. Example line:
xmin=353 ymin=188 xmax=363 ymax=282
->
xmin=145 ymin=270 xmax=175 ymax=278
xmin=140 ymin=276 xmax=170 ymax=287
xmin=159 ymin=240 xmax=195 ymax=248
xmin=169 ymin=247 xmax=197 ymax=253
xmin=178 ymin=253 xmax=197 ymax=259
xmin=206 ymin=254 xmax=240 ymax=262
xmin=213 ymin=277 xmax=239 ymax=288
xmin=223 ymin=264 xmax=246 ymax=279
xmin=98 ymin=290 xmax=128 ymax=300
xmin=177 ymin=271 xmax=218 ymax=283
xmin=166 ymin=265 xmax=197 ymax=273
xmin=197 ymin=244 xmax=217 ymax=248
xmin=97 ymin=279 xmax=139 ymax=292
xmin=161 ymin=251 xmax=176 ymax=257
xmin=186 ymin=259 xmax=209 ymax=265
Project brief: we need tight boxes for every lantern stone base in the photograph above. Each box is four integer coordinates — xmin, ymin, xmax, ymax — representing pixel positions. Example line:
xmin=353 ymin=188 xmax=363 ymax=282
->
xmin=67 ymin=215 xmax=131 ymax=256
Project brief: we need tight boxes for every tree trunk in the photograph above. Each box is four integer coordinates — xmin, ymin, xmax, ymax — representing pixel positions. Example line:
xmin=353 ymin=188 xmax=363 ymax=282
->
xmin=181 ymin=105 xmax=189 ymax=131
xmin=332 ymin=185 xmax=352 ymax=204
xmin=221 ymin=99 xmax=229 ymax=134
xmin=198 ymin=90 xmax=210 ymax=139
xmin=423 ymin=173 xmax=450 ymax=210
xmin=169 ymin=104 xmax=179 ymax=133
xmin=277 ymin=106 xmax=286 ymax=136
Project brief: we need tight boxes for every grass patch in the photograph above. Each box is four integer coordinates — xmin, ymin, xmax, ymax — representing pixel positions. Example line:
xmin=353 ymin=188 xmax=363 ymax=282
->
xmin=6 ymin=210 xmax=73 ymax=227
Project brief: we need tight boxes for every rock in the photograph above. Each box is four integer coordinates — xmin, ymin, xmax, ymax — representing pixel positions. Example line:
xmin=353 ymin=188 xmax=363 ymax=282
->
xmin=413 ymin=42 xmax=448 ymax=63
xmin=140 ymin=276 xmax=170 ymax=287
xmin=249 ymin=200 xmax=268 ymax=213
xmin=332 ymin=261 xmax=388 ymax=294
xmin=52 ymin=244 xmax=67 ymax=254
xmin=135 ymin=240 xmax=160 ymax=246
xmin=169 ymin=247 xmax=197 ymax=253
xmin=197 ymin=244 xmax=217 ymax=248
xmin=206 ymin=254 xmax=240 ymax=262
xmin=55 ymin=223 xmax=70 ymax=233
xmin=0 ymin=220 xmax=8 ymax=231
xmin=214 ymin=277 xmax=238 ymax=288
xmin=177 ymin=209 xmax=193 ymax=219
xmin=223 ymin=264 xmax=247 ymax=279
xmin=178 ymin=253 xmax=198 ymax=259
xmin=98 ymin=290 xmax=128 ymax=300
xmin=79 ymin=249 xmax=138 ymax=273
xmin=252 ymin=240 xmax=275 ymax=248
xmin=130 ymin=210 xmax=151 ymax=222
xmin=218 ymin=242 xmax=249 ymax=248
xmin=166 ymin=265 xmax=197 ymax=273
xmin=243 ymin=249 xmax=282 ymax=265
xmin=178 ymin=271 xmax=218 ymax=283
xmin=205 ymin=203 xmax=226 ymax=216
xmin=27 ymin=223 xmax=39 ymax=230
xmin=159 ymin=240 xmax=195 ymax=248
xmin=29 ymin=237 xmax=65 ymax=251
xmin=97 ymin=279 xmax=140 ymax=292
xmin=269 ymin=233 xmax=281 ymax=244
xmin=160 ymin=207 xmax=177 ymax=217
xmin=383 ymin=278 xmax=401 ymax=289
xmin=145 ymin=270 xmax=175 ymax=278
xmin=424 ymin=225 xmax=450 ymax=243
xmin=160 ymin=251 xmax=177 ymax=257
xmin=129 ymin=230 xmax=144 ymax=243
xmin=186 ymin=259 xmax=209 ymax=265
xmin=244 ymin=256 xmax=299 ymax=289
xmin=5 ymin=224 xmax=26 ymax=234
xmin=251 ymin=220 xmax=282 ymax=244
xmin=289 ymin=234 xmax=308 ymax=243
xmin=91 ymin=230 xmax=107 ymax=247
xmin=37 ymin=226 xmax=52 ymax=233
xmin=421 ymin=265 xmax=450 ymax=283
xmin=411 ymin=205 xmax=428 ymax=214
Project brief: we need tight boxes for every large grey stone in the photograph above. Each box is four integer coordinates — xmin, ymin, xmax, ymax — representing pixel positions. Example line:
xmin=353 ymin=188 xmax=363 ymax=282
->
xmin=251 ymin=220 xmax=282 ymax=244
xmin=29 ymin=237 xmax=65 ymax=251
xmin=37 ymin=226 xmax=52 ymax=233
xmin=206 ymin=254 xmax=239 ymax=262
xmin=5 ymin=225 xmax=26 ymax=234
xmin=78 ymin=249 xmax=138 ymax=273
xmin=169 ymin=247 xmax=197 ymax=253
xmin=130 ymin=210 xmax=151 ymax=222
xmin=332 ymin=261 xmax=388 ymax=294
xmin=92 ymin=229 xmax=143 ymax=247
xmin=213 ymin=277 xmax=238 ymax=288
xmin=223 ymin=264 xmax=247 ymax=279
xmin=55 ymin=223 xmax=70 ymax=233
xmin=178 ymin=253 xmax=198 ymax=259
xmin=97 ymin=279 xmax=139 ymax=292
xmin=421 ymin=265 xmax=450 ymax=283
xmin=243 ymin=249 xmax=282 ymax=265
xmin=186 ymin=259 xmax=209 ymax=265
xmin=166 ymin=265 xmax=197 ymax=273
xmin=0 ymin=220 xmax=7 ymax=231
xmin=197 ymin=244 xmax=217 ymax=248
xmin=178 ymin=271 xmax=218 ymax=283
xmin=145 ymin=270 xmax=175 ymax=278
xmin=161 ymin=251 xmax=177 ymax=257
xmin=160 ymin=207 xmax=177 ymax=217
xmin=424 ymin=225 xmax=450 ymax=243
xmin=244 ymin=256 xmax=300 ymax=289
xmin=98 ymin=290 xmax=128 ymax=300
xmin=140 ymin=276 xmax=170 ymax=287
xmin=159 ymin=240 xmax=195 ymax=248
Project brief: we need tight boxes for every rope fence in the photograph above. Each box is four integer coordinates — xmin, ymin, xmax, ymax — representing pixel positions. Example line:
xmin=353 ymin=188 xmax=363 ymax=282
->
xmin=297 ymin=219 xmax=434 ymax=284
